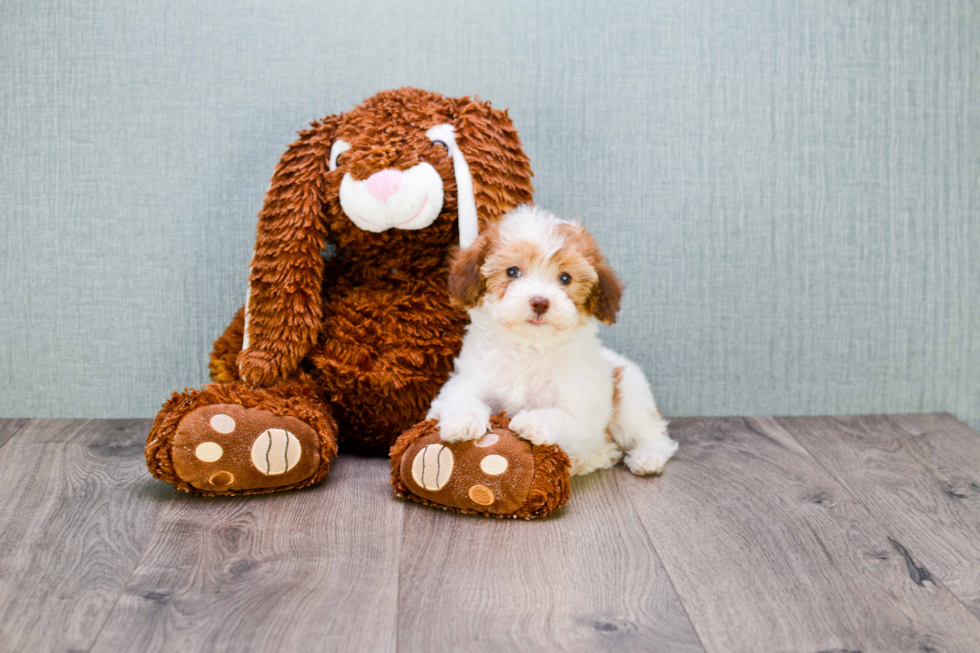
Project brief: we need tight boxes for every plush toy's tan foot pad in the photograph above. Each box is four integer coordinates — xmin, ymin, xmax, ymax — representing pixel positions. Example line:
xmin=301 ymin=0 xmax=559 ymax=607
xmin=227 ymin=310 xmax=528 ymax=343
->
xmin=390 ymin=415 xmax=571 ymax=519
xmin=146 ymin=383 xmax=338 ymax=496
xmin=172 ymin=404 xmax=320 ymax=492
xmin=400 ymin=427 xmax=535 ymax=514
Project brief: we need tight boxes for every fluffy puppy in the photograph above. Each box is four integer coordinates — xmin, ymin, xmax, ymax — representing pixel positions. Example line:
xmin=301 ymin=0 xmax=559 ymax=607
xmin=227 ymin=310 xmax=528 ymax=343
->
xmin=428 ymin=205 xmax=678 ymax=475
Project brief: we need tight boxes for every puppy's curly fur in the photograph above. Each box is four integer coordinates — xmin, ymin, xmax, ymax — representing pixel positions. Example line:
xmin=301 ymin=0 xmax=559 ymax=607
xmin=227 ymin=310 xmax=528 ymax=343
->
xmin=429 ymin=205 xmax=678 ymax=476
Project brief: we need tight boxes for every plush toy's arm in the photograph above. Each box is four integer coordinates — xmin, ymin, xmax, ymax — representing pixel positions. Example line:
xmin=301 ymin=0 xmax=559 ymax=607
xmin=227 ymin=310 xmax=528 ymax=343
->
xmin=238 ymin=119 xmax=336 ymax=387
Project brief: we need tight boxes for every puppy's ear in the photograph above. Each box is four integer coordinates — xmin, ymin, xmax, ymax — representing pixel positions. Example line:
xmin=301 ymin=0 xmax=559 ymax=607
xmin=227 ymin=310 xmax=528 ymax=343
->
xmin=448 ymin=233 xmax=490 ymax=309
xmin=589 ymin=261 xmax=624 ymax=325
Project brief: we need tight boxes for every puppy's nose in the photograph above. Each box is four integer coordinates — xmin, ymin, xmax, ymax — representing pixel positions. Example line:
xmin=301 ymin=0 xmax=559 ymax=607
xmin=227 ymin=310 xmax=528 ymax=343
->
xmin=530 ymin=297 xmax=550 ymax=315
xmin=365 ymin=169 xmax=402 ymax=203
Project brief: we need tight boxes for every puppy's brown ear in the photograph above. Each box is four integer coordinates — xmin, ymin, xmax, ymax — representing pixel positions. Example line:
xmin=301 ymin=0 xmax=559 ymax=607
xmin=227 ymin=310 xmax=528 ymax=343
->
xmin=589 ymin=261 xmax=624 ymax=325
xmin=448 ymin=233 xmax=490 ymax=309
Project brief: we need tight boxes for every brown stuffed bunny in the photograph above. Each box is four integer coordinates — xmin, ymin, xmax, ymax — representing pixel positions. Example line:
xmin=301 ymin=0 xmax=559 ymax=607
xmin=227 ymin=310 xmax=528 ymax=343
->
xmin=146 ymin=88 xmax=567 ymax=516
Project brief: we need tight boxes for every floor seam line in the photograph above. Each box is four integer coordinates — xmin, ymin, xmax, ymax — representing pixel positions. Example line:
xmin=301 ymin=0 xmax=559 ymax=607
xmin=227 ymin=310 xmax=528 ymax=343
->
xmin=85 ymin=482 xmax=179 ymax=653
xmin=394 ymin=497 xmax=404 ymax=653
xmin=615 ymin=469 xmax=711 ymax=653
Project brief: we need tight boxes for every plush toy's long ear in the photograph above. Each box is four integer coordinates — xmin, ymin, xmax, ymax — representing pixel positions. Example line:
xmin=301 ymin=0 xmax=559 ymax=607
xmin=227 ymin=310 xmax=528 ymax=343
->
xmin=452 ymin=97 xmax=534 ymax=233
xmin=238 ymin=116 xmax=339 ymax=386
xmin=447 ymin=232 xmax=491 ymax=309
xmin=589 ymin=261 xmax=624 ymax=326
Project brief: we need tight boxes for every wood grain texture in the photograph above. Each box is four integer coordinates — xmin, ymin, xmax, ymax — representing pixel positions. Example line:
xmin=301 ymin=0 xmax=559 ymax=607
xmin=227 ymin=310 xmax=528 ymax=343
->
xmin=781 ymin=414 xmax=980 ymax=619
xmin=397 ymin=469 xmax=703 ymax=652
xmin=0 ymin=419 xmax=173 ymax=651
xmin=619 ymin=417 xmax=980 ymax=653
xmin=91 ymin=455 xmax=402 ymax=653
xmin=0 ymin=418 xmax=29 ymax=449
xmin=3 ymin=416 xmax=980 ymax=651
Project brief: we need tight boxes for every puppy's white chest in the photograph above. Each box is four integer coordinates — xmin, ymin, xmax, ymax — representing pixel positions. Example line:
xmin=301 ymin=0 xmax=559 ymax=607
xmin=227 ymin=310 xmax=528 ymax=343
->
xmin=492 ymin=354 xmax=561 ymax=413
xmin=505 ymin=375 xmax=553 ymax=411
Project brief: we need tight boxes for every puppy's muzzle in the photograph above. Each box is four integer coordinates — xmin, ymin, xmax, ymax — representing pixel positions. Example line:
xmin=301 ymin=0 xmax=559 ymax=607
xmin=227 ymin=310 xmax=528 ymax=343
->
xmin=530 ymin=297 xmax=550 ymax=316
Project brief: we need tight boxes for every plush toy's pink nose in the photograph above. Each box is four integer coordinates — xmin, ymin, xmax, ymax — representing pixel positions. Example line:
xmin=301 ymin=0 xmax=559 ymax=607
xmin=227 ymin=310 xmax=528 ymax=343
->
xmin=365 ymin=169 xmax=402 ymax=203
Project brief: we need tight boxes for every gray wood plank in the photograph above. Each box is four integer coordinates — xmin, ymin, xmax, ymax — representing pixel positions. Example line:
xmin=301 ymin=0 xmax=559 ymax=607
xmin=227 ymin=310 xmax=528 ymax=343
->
xmin=398 ymin=468 xmax=704 ymax=652
xmin=0 ymin=419 xmax=29 ymax=449
xmin=780 ymin=413 xmax=980 ymax=619
xmin=91 ymin=455 xmax=402 ymax=653
xmin=618 ymin=417 xmax=980 ymax=653
xmin=0 ymin=419 xmax=173 ymax=651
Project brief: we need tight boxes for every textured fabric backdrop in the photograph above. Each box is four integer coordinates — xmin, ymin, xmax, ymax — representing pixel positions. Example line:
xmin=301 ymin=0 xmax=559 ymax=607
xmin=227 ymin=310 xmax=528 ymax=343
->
xmin=2 ymin=0 xmax=978 ymax=429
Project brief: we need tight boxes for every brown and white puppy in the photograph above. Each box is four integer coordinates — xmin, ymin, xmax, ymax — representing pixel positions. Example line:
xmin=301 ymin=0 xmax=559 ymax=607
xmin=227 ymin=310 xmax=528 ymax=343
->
xmin=428 ymin=205 xmax=677 ymax=475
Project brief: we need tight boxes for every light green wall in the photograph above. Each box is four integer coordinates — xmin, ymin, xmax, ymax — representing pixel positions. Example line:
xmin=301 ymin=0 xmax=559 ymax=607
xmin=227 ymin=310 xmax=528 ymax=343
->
xmin=2 ymin=0 xmax=978 ymax=429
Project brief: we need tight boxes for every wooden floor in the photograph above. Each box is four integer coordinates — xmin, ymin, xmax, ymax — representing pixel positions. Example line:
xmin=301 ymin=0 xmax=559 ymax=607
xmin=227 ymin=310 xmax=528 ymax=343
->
xmin=0 ymin=415 xmax=979 ymax=652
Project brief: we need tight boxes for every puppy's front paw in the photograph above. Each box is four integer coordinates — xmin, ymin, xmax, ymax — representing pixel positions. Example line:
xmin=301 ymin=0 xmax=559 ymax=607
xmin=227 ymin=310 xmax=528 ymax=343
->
xmin=510 ymin=412 xmax=556 ymax=447
xmin=438 ymin=411 xmax=491 ymax=443
xmin=625 ymin=438 xmax=679 ymax=475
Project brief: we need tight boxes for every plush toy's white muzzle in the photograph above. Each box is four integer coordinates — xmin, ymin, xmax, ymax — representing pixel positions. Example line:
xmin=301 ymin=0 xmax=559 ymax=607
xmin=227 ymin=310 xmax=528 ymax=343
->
xmin=339 ymin=163 xmax=445 ymax=233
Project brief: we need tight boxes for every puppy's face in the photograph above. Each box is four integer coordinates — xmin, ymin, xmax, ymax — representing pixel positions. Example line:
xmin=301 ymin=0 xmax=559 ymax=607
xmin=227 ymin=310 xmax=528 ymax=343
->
xmin=449 ymin=207 xmax=623 ymax=340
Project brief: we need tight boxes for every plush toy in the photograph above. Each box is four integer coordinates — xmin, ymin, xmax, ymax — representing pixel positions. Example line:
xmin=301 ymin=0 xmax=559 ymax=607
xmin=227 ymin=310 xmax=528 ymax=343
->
xmin=390 ymin=414 xmax=571 ymax=519
xmin=145 ymin=88 xmax=569 ymax=517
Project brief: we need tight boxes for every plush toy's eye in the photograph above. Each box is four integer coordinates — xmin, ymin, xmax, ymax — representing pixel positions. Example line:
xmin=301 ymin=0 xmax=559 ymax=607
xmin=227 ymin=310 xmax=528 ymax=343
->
xmin=559 ymin=272 xmax=572 ymax=285
xmin=329 ymin=139 xmax=351 ymax=172
xmin=506 ymin=267 xmax=521 ymax=279
xmin=432 ymin=140 xmax=449 ymax=154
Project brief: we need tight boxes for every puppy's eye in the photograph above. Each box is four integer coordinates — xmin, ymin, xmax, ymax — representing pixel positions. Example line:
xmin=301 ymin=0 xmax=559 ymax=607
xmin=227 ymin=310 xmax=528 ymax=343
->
xmin=559 ymin=272 xmax=572 ymax=285
xmin=506 ymin=267 xmax=521 ymax=279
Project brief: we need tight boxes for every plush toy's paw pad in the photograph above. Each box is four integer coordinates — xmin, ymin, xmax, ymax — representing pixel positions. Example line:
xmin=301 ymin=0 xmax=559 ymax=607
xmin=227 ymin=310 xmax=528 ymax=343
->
xmin=391 ymin=417 xmax=572 ymax=519
xmin=624 ymin=438 xmax=679 ymax=476
xmin=171 ymin=404 xmax=322 ymax=492
xmin=400 ymin=428 xmax=534 ymax=514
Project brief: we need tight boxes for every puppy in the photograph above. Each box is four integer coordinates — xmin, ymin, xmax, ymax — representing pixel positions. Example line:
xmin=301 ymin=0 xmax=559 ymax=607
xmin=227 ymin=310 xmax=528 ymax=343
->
xmin=428 ymin=205 xmax=678 ymax=475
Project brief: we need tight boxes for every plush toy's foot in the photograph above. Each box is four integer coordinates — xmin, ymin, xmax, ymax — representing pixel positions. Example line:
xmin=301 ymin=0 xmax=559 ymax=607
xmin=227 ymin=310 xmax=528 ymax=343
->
xmin=146 ymin=382 xmax=338 ymax=496
xmin=390 ymin=414 xmax=571 ymax=519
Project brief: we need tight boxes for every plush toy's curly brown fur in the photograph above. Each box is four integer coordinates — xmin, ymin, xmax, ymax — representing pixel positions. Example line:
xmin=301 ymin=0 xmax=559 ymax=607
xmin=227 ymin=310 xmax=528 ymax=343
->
xmin=146 ymin=381 xmax=338 ymax=496
xmin=209 ymin=306 xmax=245 ymax=384
xmin=389 ymin=413 xmax=571 ymax=519
xmin=150 ymin=88 xmax=535 ymax=495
